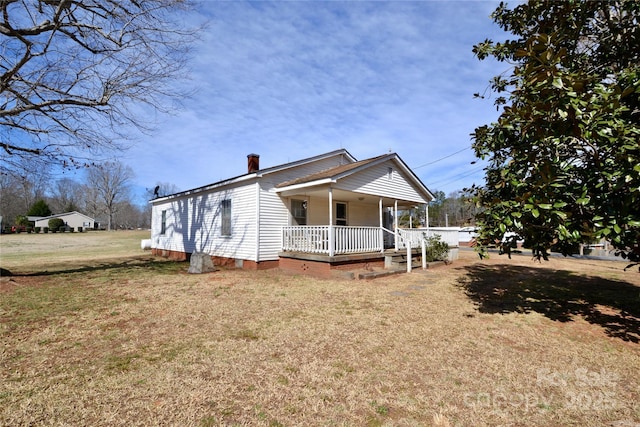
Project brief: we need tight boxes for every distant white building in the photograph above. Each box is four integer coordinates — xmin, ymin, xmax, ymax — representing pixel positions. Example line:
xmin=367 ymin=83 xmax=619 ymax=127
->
xmin=30 ymin=212 xmax=95 ymax=230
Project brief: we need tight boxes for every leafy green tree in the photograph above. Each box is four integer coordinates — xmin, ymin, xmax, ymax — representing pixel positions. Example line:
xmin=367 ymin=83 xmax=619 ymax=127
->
xmin=27 ymin=200 xmax=52 ymax=217
xmin=471 ymin=1 xmax=640 ymax=268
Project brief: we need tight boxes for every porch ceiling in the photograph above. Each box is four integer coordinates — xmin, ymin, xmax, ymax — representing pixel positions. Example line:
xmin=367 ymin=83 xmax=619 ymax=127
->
xmin=278 ymin=186 xmax=420 ymax=209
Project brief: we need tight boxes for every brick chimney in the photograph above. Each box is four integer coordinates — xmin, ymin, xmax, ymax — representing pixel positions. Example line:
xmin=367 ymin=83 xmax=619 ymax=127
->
xmin=247 ymin=153 xmax=260 ymax=173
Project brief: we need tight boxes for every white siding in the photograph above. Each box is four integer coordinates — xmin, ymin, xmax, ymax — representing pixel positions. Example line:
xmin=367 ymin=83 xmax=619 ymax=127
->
xmin=34 ymin=213 xmax=94 ymax=229
xmin=348 ymin=201 xmax=379 ymax=226
xmin=256 ymin=185 xmax=289 ymax=261
xmin=307 ymin=196 xmax=327 ymax=225
xmin=301 ymin=196 xmax=380 ymax=227
xmin=336 ymin=160 xmax=428 ymax=204
xmin=151 ymin=182 xmax=257 ymax=261
xmin=150 ymin=155 xmax=351 ymax=263
xmin=254 ymin=156 xmax=353 ymax=261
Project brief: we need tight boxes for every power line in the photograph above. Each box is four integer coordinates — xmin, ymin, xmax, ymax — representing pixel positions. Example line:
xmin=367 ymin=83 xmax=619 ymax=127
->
xmin=428 ymin=165 xmax=484 ymax=187
xmin=412 ymin=147 xmax=470 ymax=170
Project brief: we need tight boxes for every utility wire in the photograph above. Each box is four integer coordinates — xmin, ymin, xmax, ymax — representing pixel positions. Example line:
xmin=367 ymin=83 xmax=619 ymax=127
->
xmin=428 ymin=165 xmax=484 ymax=187
xmin=412 ymin=147 xmax=470 ymax=170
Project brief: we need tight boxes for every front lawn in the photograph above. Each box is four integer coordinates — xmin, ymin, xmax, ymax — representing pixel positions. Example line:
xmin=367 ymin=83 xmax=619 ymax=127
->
xmin=1 ymin=233 xmax=638 ymax=426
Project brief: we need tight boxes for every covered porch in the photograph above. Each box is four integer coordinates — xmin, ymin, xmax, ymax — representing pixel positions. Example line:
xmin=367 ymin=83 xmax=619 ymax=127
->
xmin=273 ymin=152 xmax=446 ymax=276
xmin=278 ymin=224 xmax=460 ymax=279
xmin=278 ymin=183 xmax=425 ymax=255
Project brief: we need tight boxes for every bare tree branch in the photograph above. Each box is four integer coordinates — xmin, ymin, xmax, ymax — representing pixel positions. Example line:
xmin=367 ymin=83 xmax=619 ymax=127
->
xmin=0 ymin=0 xmax=198 ymax=173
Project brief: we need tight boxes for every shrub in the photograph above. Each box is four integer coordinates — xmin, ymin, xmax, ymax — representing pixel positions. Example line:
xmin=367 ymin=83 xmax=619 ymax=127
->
xmin=15 ymin=215 xmax=30 ymax=227
xmin=48 ymin=218 xmax=65 ymax=231
xmin=422 ymin=234 xmax=450 ymax=262
xmin=68 ymin=227 xmax=74 ymax=233
xmin=43 ymin=227 xmax=49 ymax=233
xmin=77 ymin=227 xmax=83 ymax=233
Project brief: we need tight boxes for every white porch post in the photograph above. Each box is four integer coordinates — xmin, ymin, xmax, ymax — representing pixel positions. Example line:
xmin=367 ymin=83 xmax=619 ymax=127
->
xmin=328 ymin=187 xmax=334 ymax=257
xmin=394 ymin=200 xmax=399 ymax=251
xmin=379 ymin=197 xmax=384 ymax=253
xmin=424 ymin=202 xmax=429 ymax=230
xmin=425 ymin=203 xmax=430 ymax=236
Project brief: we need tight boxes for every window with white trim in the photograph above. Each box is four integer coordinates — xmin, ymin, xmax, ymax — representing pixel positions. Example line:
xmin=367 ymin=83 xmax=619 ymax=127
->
xmin=160 ymin=210 xmax=167 ymax=235
xmin=292 ymin=199 xmax=307 ymax=225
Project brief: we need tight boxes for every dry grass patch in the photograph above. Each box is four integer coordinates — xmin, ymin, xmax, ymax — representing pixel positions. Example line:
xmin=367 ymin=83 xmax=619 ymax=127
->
xmin=0 ymin=230 xmax=150 ymax=273
xmin=1 ymin=234 xmax=639 ymax=426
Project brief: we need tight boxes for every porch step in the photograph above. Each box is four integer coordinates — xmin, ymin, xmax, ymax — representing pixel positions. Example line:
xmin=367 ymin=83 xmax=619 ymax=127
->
xmin=385 ymin=249 xmax=423 ymax=269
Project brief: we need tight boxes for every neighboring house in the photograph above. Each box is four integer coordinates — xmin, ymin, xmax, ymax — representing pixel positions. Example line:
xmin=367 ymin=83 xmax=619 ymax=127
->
xmin=150 ymin=149 xmax=440 ymax=276
xmin=31 ymin=212 xmax=95 ymax=230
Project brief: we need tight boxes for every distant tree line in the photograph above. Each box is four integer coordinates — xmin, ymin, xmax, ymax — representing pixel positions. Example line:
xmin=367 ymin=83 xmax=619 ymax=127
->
xmin=0 ymin=160 xmax=168 ymax=231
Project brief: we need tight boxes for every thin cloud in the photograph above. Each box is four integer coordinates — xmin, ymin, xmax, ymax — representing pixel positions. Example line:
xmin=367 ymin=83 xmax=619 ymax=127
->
xmin=125 ymin=1 xmax=509 ymax=197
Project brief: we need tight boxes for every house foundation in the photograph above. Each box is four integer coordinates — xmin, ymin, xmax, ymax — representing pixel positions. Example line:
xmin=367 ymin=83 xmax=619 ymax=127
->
xmin=151 ymin=249 xmax=279 ymax=270
xmin=278 ymin=251 xmax=386 ymax=279
xmin=152 ymin=247 xmax=455 ymax=279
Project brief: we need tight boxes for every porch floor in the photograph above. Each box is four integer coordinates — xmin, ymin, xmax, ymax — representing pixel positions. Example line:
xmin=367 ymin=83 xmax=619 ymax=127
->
xmin=278 ymin=247 xmax=424 ymax=262
xmin=278 ymin=248 xmax=427 ymax=280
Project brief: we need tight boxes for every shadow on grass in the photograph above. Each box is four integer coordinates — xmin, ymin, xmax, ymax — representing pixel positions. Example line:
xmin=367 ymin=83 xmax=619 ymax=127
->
xmin=457 ymin=264 xmax=640 ymax=343
xmin=0 ymin=256 xmax=187 ymax=277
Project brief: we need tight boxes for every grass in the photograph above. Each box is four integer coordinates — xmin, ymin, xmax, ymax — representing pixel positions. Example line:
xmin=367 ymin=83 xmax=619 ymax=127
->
xmin=1 ymin=232 xmax=639 ymax=426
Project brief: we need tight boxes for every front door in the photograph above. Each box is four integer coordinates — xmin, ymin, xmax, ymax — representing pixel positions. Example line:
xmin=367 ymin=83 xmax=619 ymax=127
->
xmin=335 ymin=202 xmax=347 ymax=226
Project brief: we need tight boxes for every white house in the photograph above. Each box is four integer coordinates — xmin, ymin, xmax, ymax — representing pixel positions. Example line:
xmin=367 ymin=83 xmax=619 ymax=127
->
xmin=150 ymin=149 xmax=444 ymax=276
xmin=31 ymin=211 xmax=95 ymax=230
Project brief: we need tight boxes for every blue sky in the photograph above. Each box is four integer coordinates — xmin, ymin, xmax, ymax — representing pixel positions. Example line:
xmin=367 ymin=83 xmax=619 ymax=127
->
xmin=124 ymin=0 xmax=510 ymax=202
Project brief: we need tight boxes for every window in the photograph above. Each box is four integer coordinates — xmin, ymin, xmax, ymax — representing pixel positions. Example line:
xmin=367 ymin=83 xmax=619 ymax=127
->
xmin=336 ymin=202 xmax=347 ymax=226
xmin=292 ymin=199 xmax=307 ymax=225
xmin=221 ymin=199 xmax=232 ymax=236
xmin=160 ymin=210 xmax=167 ymax=235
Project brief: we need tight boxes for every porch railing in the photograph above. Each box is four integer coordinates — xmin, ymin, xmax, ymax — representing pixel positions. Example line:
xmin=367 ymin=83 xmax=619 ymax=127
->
xmin=282 ymin=226 xmax=460 ymax=256
xmin=397 ymin=227 xmax=460 ymax=249
xmin=282 ymin=226 xmax=382 ymax=255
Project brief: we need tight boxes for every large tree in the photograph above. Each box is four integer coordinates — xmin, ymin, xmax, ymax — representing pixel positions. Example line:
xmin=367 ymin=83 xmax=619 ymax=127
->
xmin=86 ymin=160 xmax=134 ymax=231
xmin=49 ymin=177 xmax=83 ymax=213
xmin=1 ymin=0 xmax=195 ymax=172
xmin=471 ymin=1 xmax=640 ymax=267
xmin=27 ymin=199 xmax=52 ymax=217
